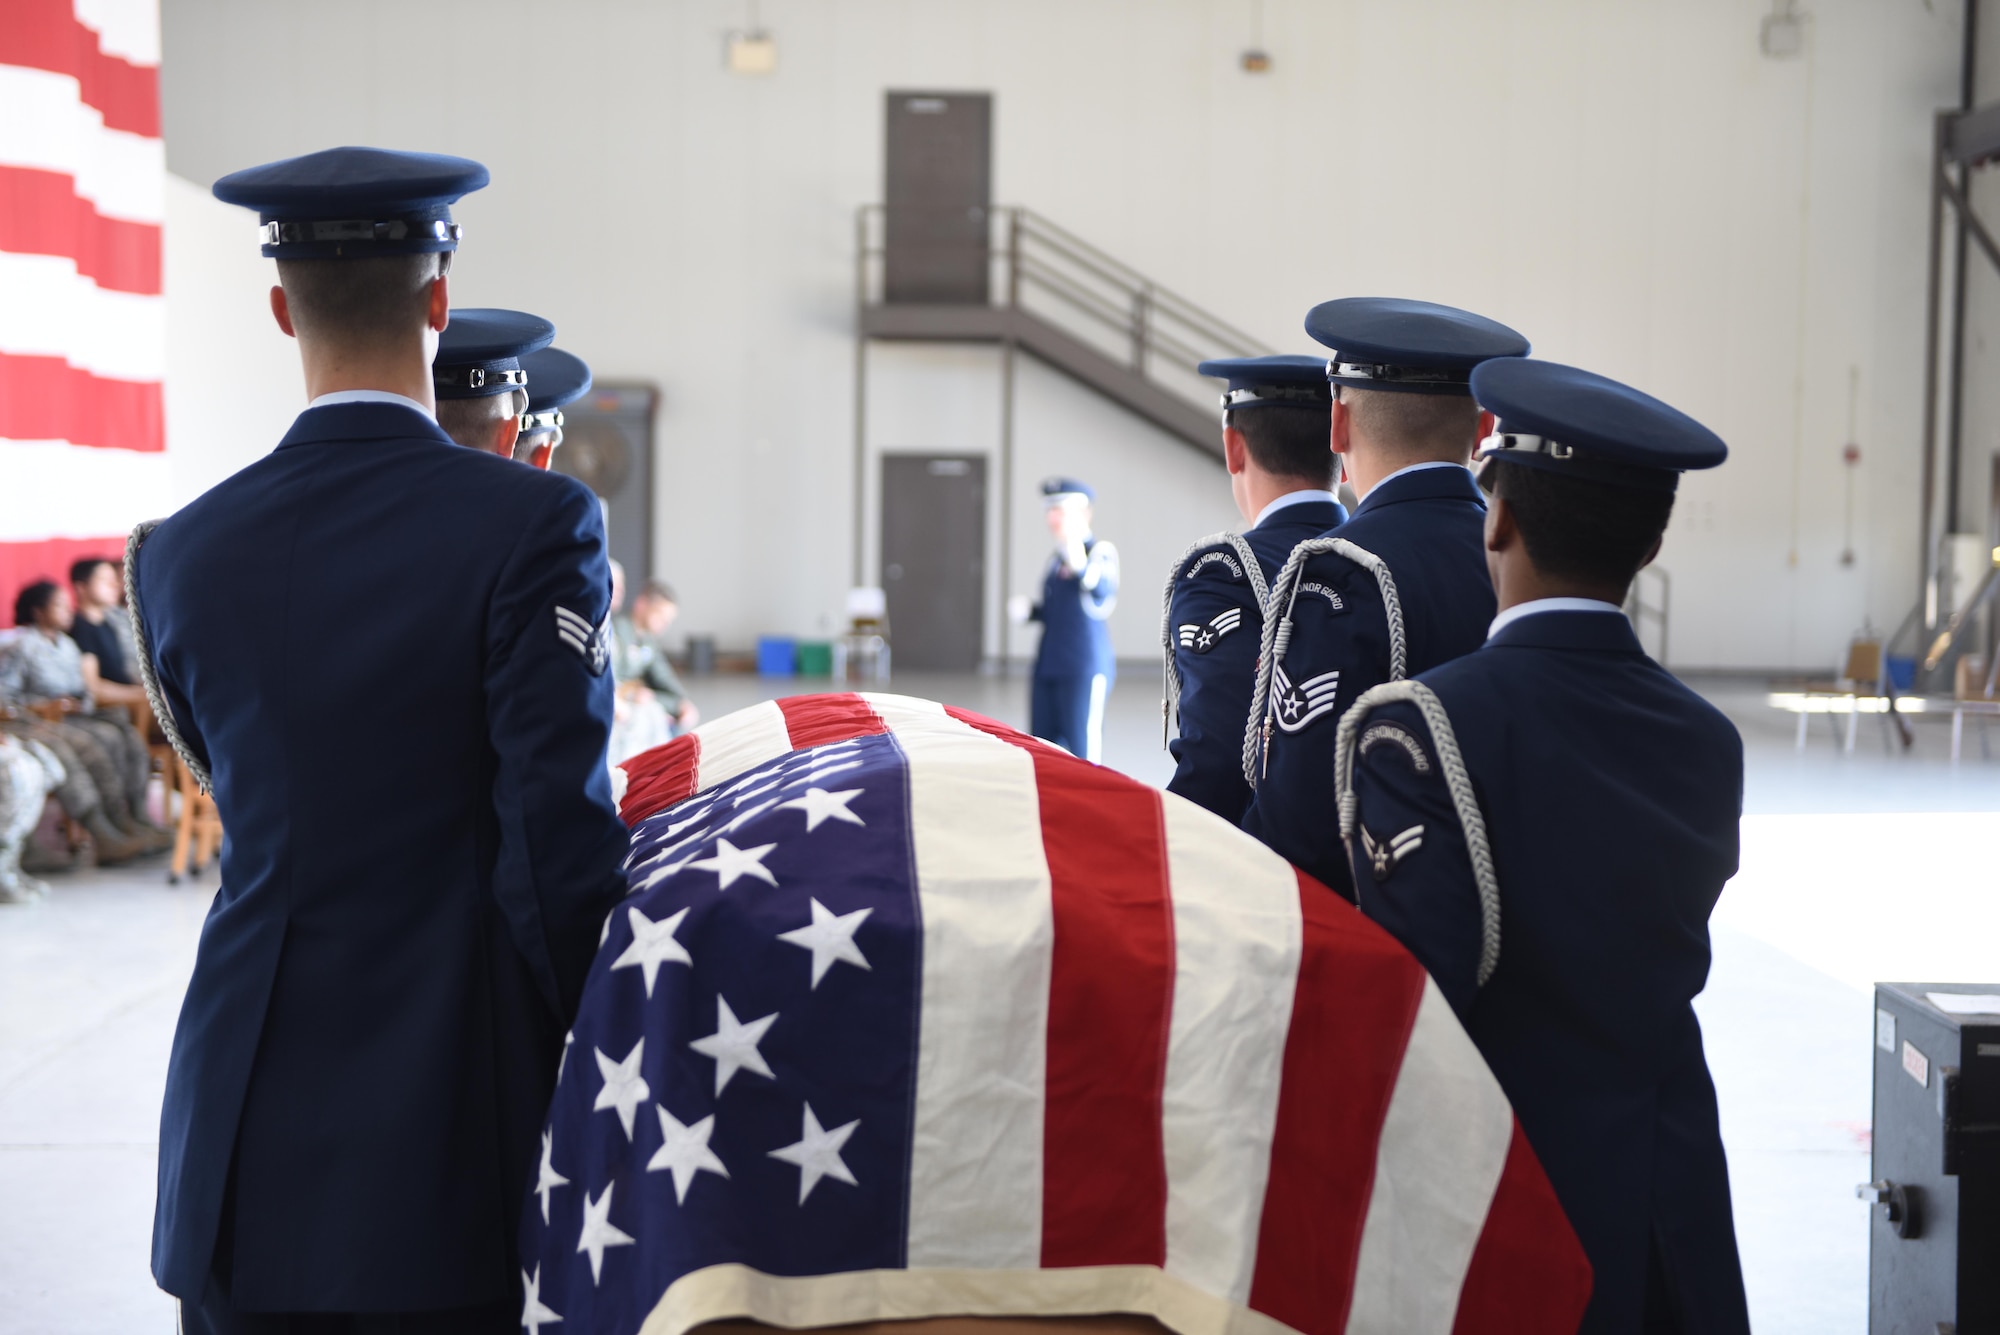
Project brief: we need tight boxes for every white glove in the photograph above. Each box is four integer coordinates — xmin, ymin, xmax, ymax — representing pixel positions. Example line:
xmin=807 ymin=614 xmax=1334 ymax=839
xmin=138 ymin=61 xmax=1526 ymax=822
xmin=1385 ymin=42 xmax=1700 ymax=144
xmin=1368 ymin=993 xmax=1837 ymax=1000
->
xmin=1006 ymin=594 xmax=1033 ymax=625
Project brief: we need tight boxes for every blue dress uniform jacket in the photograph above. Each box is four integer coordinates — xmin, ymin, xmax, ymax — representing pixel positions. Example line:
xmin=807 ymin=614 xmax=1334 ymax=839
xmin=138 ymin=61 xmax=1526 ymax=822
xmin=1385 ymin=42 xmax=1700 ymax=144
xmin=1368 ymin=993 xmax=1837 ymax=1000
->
xmin=1343 ymin=611 xmax=1750 ymax=1335
xmin=1164 ymin=497 xmax=1345 ymax=822
xmin=1239 ymin=466 xmax=1493 ymax=897
xmin=1028 ymin=537 xmax=1118 ymax=759
xmin=140 ymin=402 xmax=629 ymax=1312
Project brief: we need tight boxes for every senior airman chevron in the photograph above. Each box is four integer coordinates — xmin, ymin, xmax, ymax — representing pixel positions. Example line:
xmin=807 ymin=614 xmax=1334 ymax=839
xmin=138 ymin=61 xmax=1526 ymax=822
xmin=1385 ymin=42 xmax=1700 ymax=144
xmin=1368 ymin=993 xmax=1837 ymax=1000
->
xmin=524 ymin=693 xmax=1594 ymax=1335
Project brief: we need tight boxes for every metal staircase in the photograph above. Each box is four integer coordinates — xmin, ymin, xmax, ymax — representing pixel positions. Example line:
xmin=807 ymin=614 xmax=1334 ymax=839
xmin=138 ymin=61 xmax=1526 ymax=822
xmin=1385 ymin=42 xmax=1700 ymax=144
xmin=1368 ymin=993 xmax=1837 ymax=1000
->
xmin=853 ymin=205 xmax=1274 ymax=460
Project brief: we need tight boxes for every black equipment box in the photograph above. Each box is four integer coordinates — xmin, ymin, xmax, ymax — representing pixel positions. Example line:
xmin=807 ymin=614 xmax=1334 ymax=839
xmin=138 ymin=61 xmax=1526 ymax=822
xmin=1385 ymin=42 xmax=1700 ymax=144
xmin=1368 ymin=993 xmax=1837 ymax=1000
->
xmin=1863 ymin=983 xmax=2000 ymax=1334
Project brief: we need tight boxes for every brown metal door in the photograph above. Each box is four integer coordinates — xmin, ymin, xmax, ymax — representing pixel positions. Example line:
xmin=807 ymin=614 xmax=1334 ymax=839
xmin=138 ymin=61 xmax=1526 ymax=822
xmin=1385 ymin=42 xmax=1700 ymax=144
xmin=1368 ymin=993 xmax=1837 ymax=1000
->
xmin=881 ymin=454 xmax=986 ymax=670
xmin=884 ymin=91 xmax=992 ymax=305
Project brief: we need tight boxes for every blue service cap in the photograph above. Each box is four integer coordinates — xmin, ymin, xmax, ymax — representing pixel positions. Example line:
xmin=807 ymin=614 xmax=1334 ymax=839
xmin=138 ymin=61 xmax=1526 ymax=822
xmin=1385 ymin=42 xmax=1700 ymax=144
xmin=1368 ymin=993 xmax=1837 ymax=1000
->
xmin=1196 ymin=354 xmax=1332 ymax=411
xmin=432 ymin=308 xmax=556 ymax=400
xmin=213 ymin=146 xmax=489 ymax=259
xmin=1041 ymin=476 xmax=1094 ymax=503
xmin=1472 ymin=358 xmax=1727 ymax=493
xmin=1305 ymin=297 xmax=1529 ymax=396
xmin=520 ymin=347 xmax=593 ymax=431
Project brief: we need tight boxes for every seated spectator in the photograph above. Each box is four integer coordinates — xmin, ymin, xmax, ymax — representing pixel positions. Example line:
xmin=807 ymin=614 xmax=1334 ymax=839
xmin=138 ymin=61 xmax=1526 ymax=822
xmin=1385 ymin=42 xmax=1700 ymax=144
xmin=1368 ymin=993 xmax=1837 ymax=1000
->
xmin=615 ymin=576 xmax=699 ymax=731
xmin=68 ymin=558 xmax=139 ymax=686
xmin=4 ymin=582 xmax=167 ymax=857
xmin=605 ymin=561 xmax=672 ymax=766
xmin=0 ymin=731 xmax=61 ymax=902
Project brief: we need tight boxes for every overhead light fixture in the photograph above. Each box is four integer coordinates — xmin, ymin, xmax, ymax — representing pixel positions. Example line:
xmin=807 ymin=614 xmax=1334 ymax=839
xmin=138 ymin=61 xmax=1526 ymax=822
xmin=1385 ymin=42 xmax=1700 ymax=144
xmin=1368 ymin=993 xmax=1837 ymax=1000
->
xmin=1240 ymin=50 xmax=1271 ymax=74
xmin=1760 ymin=0 xmax=1806 ymax=59
xmin=727 ymin=30 xmax=777 ymax=75
xmin=1240 ymin=0 xmax=1271 ymax=73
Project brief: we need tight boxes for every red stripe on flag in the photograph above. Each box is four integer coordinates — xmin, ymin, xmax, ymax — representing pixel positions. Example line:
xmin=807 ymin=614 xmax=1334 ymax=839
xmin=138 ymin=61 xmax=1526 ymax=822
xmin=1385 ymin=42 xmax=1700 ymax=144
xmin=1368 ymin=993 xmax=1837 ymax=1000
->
xmin=0 ymin=0 xmax=161 ymax=137
xmin=941 ymin=704 xmax=1043 ymax=750
xmin=1450 ymin=1124 xmax=1595 ymax=1334
xmin=0 ymin=352 xmax=163 ymax=452
xmin=618 ymin=734 xmax=701 ymax=827
xmin=1247 ymin=870 xmax=1430 ymax=1334
xmin=775 ymin=693 xmax=889 ymax=750
xmin=0 ymin=165 xmax=162 ymax=294
xmin=1 ymin=536 xmax=126 ymax=611
xmin=1033 ymin=746 xmax=1173 ymax=1268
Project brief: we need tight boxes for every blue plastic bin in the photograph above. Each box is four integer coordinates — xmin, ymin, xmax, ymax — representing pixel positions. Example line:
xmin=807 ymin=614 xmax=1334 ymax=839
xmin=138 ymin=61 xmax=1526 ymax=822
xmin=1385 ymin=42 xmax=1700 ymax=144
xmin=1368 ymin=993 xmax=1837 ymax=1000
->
xmin=756 ymin=636 xmax=797 ymax=676
xmin=1886 ymin=655 xmax=1916 ymax=691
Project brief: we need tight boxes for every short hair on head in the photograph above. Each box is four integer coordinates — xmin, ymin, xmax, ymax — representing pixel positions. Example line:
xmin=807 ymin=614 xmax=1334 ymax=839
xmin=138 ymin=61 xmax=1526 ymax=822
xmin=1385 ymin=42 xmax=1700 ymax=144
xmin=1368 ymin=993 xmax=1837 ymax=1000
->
xmin=1341 ymin=386 xmax=1482 ymax=464
xmin=14 ymin=579 xmax=59 ymax=627
xmin=1482 ymin=460 xmax=1676 ymax=590
xmin=1226 ymin=403 xmax=1334 ymax=487
xmin=435 ymin=388 xmax=527 ymax=451
xmin=636 ymin=579 xmax=677 ymax=605
xmin=274 ymin=251 xmax=449 ymax=347
xmin=69 ymin=557 xmax=116 ymax=586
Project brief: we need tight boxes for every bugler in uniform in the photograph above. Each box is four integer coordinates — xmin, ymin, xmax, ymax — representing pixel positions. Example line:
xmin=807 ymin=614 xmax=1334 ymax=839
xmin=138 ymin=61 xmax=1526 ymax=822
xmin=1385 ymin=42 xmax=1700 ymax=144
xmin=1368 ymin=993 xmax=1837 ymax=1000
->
xmin=132 ymin=148 xmax=628 ymax=1332
xmin=1337 ymin=357 xmax=1750 ymax=1333
xmin=1025 ymin=477 xmax=1119 ymax=763
xmin=1239 ymin=298 xmax=1528 ymax=897
xmin=1162 ymin=355 xmax=1346 ymax=822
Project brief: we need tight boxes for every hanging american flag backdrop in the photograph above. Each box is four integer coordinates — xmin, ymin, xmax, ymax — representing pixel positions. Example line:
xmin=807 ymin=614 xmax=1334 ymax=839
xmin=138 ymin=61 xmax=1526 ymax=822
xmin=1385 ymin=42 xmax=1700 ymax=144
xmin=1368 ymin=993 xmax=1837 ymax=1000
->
xmin=0 ymin=0 xmax=164 ymax=604
xmin=527 ymin=692 xmax=1593 ymax=1335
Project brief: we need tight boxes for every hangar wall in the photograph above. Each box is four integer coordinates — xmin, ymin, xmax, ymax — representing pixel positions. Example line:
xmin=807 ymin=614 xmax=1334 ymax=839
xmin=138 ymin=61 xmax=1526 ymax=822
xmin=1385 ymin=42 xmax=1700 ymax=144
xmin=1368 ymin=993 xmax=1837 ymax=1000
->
xmin=158 ymin=0 xmax=1962 ymax=669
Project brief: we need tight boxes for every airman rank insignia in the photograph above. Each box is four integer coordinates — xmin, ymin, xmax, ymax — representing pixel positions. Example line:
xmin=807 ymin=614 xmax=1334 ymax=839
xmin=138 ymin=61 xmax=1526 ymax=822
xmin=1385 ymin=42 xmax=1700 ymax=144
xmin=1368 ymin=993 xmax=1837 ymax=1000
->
xmin=1271 ymin=664 xmax=1340 ymax=733
xmin=1359 ymin=722 xmax=1431 ymax=773
xmin=1361 ymin=823 xmax=1424 ymax=882
xmin=1176 ymin=607 xmax=1243 ymax=654
xmin=555 ymin=604 xmax=610 ymax=676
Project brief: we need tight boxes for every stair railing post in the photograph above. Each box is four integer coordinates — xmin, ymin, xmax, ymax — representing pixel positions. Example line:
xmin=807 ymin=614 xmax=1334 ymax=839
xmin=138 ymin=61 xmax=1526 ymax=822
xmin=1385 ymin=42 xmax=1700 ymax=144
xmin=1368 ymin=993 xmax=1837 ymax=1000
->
xmin=1006 ymin=208 xmax=1022 ymax=310
xmin=1131 ymin=282 xmax=1152 ymax=373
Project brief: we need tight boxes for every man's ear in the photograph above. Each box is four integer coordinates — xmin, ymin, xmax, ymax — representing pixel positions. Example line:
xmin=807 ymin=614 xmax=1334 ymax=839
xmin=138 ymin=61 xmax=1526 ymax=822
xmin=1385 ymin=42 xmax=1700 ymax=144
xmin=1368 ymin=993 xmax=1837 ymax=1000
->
xmin=493 ymin=414 xmax=522 ymax=458
xmin=427 ymin=271 xmax=451 ymax=333
xmin=1329 ymin=395 xmax=1353 ymax=457
xmin=1636 ymin=533 xmax=1665 ymax=571
xmin=1485 ymin=492 xmax=1516 ymax=555
xmin=1475 ymin=408 xmax=1496 ymax=443
xmin=1222 ymin=424 xmax=1249 ymax=476
xmin=270 ymin=285 xmax=296 ymax=338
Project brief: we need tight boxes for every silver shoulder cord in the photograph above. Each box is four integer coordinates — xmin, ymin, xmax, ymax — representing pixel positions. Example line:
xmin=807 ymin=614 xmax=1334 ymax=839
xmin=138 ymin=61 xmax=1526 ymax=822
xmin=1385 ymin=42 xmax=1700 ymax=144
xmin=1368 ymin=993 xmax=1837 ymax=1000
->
xmin=1158 ymin=532 xmax=1270 ymax=749
xmin=1334 ymin=680 xmax=1501 ymax=987
xmin=125 ymin=520 xmax=211 ymax=794
xmin=1243 ymin=536 xmax=1406 ymax=788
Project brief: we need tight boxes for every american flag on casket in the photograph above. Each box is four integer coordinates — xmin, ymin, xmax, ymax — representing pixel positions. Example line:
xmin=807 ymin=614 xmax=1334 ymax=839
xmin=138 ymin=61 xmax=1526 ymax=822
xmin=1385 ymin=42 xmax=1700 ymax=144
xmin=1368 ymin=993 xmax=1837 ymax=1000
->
xmin=523 ymin=692 xmax=1591 ymax=1335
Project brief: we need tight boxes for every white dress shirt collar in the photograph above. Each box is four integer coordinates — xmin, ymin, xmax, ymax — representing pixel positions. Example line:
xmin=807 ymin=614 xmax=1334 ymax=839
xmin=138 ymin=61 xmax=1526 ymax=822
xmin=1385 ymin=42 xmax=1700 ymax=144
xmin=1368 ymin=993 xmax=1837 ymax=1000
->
xmin=1251 ymin=489 xmax=1340 ymax=530
xmin=1488 ymin=597 xmax=1626 ymax=641
xmin=306 ymin=388 xmax=436 ymax=421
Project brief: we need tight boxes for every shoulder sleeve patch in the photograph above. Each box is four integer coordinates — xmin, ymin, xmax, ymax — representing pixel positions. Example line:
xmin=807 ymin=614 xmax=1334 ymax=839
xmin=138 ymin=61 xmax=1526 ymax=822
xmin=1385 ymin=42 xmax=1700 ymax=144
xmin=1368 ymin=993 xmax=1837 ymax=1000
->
xmin=1182 ymin=547 xmax=1247 ymax=582
xmin=1359 ymin=720 xmax=1430 ymax=772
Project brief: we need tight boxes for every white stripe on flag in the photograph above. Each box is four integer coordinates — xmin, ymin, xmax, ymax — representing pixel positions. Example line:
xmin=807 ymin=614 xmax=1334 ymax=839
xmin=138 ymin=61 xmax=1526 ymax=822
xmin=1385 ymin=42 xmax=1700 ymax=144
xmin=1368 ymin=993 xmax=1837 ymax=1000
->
xmin=0 ymin=439 xmax=170 ymax=542
xmin=75 ymin=0 xmax=164 ymax=66
xmin=685 ymin=700 xmax=792 ymax=796
xmin=0 ymin=252 xmax=164 ymax=379
xmin=868 ymin=694 xmax=1052 ymax=1270
xmin=1157 ymin=799 xmax=1302 ymax=1305
xmin=1344 ymin=977 xmax=1515 ymax=1335
xmin=0 ymin=65 xmax=165 ymax=223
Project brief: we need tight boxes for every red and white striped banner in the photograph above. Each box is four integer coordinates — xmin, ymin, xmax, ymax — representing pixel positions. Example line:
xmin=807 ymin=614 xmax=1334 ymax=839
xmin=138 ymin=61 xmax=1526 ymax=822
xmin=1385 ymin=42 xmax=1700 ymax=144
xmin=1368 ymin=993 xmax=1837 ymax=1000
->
xmin=0 ymin=0 xmax=164 ymax=603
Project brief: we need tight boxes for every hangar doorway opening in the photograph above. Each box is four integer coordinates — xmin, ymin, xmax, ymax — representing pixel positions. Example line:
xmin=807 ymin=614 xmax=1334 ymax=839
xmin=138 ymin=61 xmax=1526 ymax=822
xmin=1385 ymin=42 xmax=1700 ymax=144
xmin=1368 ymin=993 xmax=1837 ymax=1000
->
xmin=880 ymin=454 xmax=986 ymax=671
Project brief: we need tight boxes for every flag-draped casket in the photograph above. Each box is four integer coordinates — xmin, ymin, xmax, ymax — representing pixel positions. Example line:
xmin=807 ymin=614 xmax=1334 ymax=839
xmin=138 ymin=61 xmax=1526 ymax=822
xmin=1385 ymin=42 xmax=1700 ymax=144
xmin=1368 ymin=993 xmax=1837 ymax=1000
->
xmin=524 ymin=693 xmax=1592 ymax=1335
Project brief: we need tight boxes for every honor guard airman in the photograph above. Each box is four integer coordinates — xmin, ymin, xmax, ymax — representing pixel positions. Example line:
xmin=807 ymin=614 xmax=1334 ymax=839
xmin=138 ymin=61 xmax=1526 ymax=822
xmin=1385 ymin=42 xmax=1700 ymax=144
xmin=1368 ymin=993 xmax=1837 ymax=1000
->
xmin=1023 ymin=477 xmax=1118 ymax=762
xmin=1162 ymin=355 xmax=1347 ymax=822
xmin=432 ymin=305 xmax=556 ymax=458
xmin=1239 ymin=298 xmax=1528 ymax=897
xmin=131 ymin=148 xmax=628 ymax=1333
xmin=513 ymin=346 xmax=592 ymax=470
xmin=1338 ymin=358 xmax=1749 ymax=1334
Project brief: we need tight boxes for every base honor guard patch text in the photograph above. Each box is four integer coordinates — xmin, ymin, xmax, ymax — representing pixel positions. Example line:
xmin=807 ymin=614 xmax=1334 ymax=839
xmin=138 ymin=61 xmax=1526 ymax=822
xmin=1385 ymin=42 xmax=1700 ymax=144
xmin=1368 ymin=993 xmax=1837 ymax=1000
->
xmin=1362 ymin=823 xmax=1425 ymax=882
xmin=1176 ymin=607 xmax=1243 ymax=654
xmin=1272 ymin=664 xmax=1341 ymax=733
xmin=1184 ymin=550 xmax=1245 ymax=582
xmin=555 ymin=605 xmax=610 ymax=676
xmin=1359 ymin=722 xmax=1431 ymax=773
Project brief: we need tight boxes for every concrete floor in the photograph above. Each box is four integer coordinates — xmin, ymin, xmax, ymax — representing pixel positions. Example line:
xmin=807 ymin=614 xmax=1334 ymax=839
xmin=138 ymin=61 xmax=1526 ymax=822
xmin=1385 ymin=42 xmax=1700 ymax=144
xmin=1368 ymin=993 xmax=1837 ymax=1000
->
xmin=2 ymin=668 xmax=1995 ymax=1334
